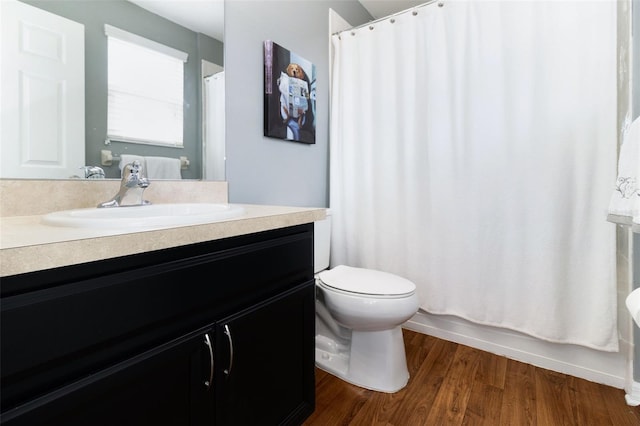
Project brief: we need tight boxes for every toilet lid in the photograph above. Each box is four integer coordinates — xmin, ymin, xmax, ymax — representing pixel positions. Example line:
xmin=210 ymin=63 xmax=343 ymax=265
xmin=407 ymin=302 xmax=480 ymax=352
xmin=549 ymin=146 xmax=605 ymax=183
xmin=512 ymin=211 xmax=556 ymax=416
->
xmin=318 ymin=265 xmax=416 ymax=296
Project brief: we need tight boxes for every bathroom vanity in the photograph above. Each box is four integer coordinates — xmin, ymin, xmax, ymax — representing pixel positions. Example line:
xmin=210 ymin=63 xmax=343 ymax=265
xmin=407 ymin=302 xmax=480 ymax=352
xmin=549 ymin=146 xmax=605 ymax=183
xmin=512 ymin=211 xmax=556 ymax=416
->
xmin=0 ymin=181 xmax=324 ymax=425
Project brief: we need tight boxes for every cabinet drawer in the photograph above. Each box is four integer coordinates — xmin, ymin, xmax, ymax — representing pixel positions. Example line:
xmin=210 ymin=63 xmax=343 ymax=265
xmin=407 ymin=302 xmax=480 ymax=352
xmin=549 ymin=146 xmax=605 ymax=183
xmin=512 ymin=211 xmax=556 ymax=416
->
xmin=1 ymin=224 xmax=313 ymax=412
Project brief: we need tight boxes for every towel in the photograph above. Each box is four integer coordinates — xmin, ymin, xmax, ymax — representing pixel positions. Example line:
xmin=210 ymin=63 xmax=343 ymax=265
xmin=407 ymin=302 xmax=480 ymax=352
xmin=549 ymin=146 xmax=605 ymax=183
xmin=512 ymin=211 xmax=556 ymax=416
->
xmin=607 ymin=116 xmax=640 ymax=228
xmin=143 ymin=156 xmax=182 ymax=180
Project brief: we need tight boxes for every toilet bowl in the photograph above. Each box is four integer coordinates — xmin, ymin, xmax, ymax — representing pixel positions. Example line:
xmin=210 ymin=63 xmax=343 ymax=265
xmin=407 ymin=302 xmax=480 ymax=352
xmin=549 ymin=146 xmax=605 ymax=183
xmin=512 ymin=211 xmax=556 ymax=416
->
xmin=314 ymin=211 xmax=419 ymax=393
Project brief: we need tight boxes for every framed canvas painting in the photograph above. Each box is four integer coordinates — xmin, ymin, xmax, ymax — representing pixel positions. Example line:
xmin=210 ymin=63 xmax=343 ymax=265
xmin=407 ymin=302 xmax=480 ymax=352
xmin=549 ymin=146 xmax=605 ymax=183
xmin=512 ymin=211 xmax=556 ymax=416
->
xmin=263 ymin=40 xmax=316 ymax=144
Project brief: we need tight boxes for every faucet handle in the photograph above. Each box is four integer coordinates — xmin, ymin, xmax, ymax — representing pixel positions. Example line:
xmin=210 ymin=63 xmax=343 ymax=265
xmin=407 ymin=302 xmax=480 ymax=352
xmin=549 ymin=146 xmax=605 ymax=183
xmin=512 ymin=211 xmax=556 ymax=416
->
xmin=123 ymin=161 xmax=150 ymax=188
xmin=81 ymin=166 xmax=105 ymax=179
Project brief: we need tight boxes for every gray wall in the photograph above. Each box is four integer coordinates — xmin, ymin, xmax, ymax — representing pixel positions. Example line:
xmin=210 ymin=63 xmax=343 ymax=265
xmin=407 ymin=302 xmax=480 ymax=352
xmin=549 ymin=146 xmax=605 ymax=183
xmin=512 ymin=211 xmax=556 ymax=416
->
xmin=225 ymin=0 xmax=372 ymax=206
xmin=22 ymin=0 xmax=223 ymax=179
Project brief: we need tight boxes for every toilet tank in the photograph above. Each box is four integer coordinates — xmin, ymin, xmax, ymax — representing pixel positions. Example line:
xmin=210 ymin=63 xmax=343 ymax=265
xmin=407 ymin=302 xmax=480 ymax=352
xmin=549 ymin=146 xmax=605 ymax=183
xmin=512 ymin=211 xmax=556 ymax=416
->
xmin=314 ymin=209 xmax=331 ymax=273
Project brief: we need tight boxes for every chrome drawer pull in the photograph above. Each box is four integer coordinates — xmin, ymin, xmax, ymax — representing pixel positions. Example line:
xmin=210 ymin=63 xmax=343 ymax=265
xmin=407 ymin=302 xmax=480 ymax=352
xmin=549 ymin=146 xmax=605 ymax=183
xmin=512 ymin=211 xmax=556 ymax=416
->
xmin=224 ymin=324 xmax=233 ymax=376
xmin=204 ymin=333 xmax=214 ymax=390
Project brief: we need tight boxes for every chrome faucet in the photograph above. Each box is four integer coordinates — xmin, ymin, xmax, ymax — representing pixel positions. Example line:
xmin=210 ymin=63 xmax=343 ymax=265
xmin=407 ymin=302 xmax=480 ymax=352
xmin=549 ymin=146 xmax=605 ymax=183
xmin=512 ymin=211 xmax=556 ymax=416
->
xmin=98 ymin=160 xmax=151 ymax=208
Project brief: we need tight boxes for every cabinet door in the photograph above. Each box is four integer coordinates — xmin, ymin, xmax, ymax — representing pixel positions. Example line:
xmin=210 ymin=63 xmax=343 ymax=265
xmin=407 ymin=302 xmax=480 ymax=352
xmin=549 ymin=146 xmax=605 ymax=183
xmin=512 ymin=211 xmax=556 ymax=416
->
xmin=1 ymin=329 xmax=215 ymax=426
xmin=215 ymin=281 xmax=315 ymax=426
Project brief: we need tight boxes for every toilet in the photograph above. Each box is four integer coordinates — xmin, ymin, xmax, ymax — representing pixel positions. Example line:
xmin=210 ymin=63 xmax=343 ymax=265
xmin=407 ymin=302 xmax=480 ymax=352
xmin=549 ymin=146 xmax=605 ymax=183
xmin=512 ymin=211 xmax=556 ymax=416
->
xmin=314 ymin=210 xmax=419 ymax=393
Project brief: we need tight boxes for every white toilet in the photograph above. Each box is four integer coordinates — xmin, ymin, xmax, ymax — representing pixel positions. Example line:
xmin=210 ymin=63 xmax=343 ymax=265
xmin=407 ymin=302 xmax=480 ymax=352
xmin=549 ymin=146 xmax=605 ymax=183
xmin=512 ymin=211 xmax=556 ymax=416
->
xmin=314 ymin=210 xmax=419 ymax=393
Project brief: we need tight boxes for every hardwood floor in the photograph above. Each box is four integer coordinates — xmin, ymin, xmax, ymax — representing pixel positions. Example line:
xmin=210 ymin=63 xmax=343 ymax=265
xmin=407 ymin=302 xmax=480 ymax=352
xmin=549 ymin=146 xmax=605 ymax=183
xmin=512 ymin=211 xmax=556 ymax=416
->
xmin=303 ymin=329 xmax=640 ymax=426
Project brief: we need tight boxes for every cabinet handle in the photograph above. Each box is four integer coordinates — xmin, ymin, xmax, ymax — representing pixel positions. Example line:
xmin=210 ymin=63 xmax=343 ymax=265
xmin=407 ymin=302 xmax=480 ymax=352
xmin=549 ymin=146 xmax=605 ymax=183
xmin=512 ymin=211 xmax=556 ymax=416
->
xmin=204 ymin=333 xmax=214 ymax=390
xmin=223 ymin=324 xmax=234 ymax=376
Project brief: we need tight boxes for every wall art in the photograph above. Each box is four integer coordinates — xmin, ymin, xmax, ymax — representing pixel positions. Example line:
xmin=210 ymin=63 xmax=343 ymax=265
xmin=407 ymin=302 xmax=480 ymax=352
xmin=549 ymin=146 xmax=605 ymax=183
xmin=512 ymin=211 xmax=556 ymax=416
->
xmin=263 ymin=40 xmax=316 ymax=144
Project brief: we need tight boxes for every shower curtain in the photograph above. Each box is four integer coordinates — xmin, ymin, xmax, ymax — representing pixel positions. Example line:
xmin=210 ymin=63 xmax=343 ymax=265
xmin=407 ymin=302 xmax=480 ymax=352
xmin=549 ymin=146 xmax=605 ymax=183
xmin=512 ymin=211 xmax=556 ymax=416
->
xmin=204 ymin=71 xmax=225 ymax=181
xmin=330 ymin=0 xmax=618 ymax=351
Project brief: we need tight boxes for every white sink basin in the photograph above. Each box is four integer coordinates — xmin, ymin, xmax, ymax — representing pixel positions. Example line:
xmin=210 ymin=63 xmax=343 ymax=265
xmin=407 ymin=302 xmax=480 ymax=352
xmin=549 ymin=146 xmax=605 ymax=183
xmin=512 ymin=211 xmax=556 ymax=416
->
xmin=42 ymin=203 xmax=246 ymax=229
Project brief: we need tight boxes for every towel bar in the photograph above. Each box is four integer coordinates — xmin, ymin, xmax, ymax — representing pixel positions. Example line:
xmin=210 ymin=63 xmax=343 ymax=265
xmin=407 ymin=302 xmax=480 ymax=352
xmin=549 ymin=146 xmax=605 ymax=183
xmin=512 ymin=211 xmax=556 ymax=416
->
xmin=101 ymin=150 xmax=189 ymax=170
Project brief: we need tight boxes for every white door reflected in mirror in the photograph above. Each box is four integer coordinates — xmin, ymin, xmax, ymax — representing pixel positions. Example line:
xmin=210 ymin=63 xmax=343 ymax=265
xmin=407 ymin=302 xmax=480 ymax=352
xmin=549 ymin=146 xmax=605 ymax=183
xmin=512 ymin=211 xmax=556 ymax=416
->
xmin=1 ymin=0 xmax=85 ymax=179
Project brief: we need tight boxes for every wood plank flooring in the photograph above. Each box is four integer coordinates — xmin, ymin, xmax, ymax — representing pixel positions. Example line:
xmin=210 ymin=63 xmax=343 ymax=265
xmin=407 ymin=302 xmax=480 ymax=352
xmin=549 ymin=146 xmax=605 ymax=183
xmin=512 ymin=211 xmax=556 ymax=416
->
xmin=303 ymin=329 xmax=640 ymax=426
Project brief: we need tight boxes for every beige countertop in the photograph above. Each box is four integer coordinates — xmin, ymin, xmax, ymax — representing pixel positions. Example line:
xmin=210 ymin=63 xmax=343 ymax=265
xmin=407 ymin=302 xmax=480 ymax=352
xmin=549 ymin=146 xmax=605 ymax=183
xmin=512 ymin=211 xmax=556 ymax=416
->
xmin=0 ymin=179 xmax=325 ymax=277
xmin=0 ymin=204 xmax=325 ymax=277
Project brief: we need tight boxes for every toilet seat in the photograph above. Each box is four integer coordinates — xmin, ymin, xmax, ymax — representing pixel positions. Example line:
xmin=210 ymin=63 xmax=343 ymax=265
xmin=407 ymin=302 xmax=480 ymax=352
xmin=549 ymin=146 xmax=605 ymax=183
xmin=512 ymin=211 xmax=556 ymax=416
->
xmin=318 ymin=265 xmax=416 ymax=297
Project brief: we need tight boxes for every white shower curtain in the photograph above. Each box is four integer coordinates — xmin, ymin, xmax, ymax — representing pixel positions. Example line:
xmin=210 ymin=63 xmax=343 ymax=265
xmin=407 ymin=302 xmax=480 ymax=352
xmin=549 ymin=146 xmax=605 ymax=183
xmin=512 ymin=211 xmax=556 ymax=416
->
xmin=330 ymin=0 xmax=618 ymax=351
xmin=204 ymin=71 xmax=226 ymax=181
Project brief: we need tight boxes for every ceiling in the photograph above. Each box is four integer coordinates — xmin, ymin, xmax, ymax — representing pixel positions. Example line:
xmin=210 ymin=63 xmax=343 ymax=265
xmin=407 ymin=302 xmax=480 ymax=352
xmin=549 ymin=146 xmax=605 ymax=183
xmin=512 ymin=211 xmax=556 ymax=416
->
xmin=358 ymin=0 xmax=427 ymax=19
xmin=127 ymin=0 xmax=224 ymax=41
xmin=126 ymin=0 xmax=424 ymax=43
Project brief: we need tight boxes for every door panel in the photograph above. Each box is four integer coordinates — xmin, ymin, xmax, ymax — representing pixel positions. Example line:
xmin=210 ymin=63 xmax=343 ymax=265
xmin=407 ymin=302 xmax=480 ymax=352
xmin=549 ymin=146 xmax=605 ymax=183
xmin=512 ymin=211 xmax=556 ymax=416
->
xmin=215 ymin=281 xmax=315 ymax=426
xmin=1 ymin=0 xmax=84 ymax=179
xmin=0 ymin=329 xmax=214 ymax=426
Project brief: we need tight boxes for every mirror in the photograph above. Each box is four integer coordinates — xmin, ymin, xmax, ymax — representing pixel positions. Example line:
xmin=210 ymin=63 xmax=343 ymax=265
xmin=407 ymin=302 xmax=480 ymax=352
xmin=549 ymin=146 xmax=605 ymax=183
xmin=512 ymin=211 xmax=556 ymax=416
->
xmin=1 ymin=0 xmax=224 ymax=180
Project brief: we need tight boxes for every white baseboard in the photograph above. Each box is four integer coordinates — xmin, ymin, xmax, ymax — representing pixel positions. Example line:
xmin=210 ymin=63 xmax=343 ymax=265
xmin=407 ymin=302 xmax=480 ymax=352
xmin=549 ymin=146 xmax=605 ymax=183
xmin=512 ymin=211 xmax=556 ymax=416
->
xmin=404 ymin=310 xmax=627 ymax=389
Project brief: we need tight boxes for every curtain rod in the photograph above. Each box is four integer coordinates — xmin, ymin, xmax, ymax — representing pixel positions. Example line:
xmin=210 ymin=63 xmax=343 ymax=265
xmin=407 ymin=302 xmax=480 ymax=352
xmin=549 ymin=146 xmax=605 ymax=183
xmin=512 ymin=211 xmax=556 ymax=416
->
xmin=333 ymin=0 xmax=443 ymax=36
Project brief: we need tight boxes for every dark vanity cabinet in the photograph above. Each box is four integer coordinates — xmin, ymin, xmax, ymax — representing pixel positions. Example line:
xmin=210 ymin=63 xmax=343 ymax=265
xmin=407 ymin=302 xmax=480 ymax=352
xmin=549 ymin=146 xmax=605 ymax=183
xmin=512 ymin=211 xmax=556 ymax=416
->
xmin=0 ymin=224 xmax=316 ymax=425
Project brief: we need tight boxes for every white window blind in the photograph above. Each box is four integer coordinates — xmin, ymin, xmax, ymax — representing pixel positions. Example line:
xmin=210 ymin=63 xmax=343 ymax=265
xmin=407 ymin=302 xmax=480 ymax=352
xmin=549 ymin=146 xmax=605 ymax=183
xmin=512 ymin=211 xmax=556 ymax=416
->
xmin=105 ymin=25 xmax=188 ymax=147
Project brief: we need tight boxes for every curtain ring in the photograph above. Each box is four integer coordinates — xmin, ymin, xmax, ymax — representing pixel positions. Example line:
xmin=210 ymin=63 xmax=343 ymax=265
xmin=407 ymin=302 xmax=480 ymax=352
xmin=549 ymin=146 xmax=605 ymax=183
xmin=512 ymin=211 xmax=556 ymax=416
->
xmin=369 ymin=25 xmax=374 ymax=30
xmin=351 ymin=31 xmax=355 ymax=36
xmin=438 ymin=2 xmax=444 ymax=7
xmin=390 ymin=18 xmax=395 ymax=24
xmin=412 ymin=10 xmax=418 ymax=16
